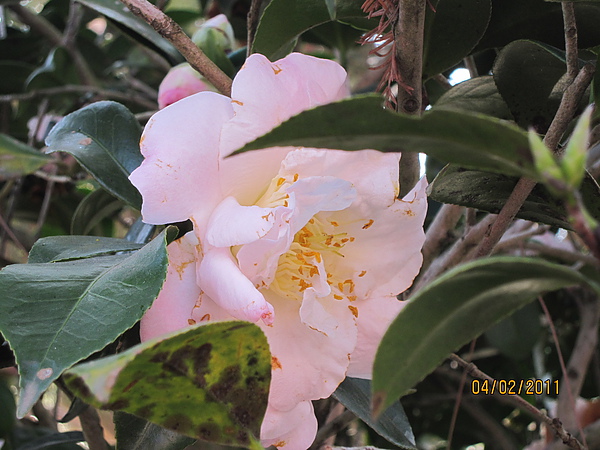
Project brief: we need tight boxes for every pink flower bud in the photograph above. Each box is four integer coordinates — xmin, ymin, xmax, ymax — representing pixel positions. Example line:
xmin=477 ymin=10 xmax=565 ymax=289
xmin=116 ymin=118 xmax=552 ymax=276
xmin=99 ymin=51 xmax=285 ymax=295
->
xmin=157 ymin=63 xmax=211 ymax=109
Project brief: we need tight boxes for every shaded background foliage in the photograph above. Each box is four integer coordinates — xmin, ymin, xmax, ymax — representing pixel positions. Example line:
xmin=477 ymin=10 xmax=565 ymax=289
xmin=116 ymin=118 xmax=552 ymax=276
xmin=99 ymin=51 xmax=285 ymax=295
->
xmin=1 ymin=0 xmax=600 ymax=449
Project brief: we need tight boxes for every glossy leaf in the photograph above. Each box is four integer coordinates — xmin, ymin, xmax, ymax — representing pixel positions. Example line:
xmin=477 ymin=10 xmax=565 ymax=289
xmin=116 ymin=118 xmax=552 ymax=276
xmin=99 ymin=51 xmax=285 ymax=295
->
xmin=0 ymin=228 xmax=174 ymax=417
xmin=493 ymin=40 xmax=566 ymax=130
xmin=434 ymin=76 xmax=513 ymax=120
xmin=64 ymin=321 xmax=271 ymax=448
xmin=476 ymin=0 xmax=600 ymax=51
xmin=71 ymin=188 xmax=124 ymax=236
xmin=28 ymin=235 xmax=143 ymax=263
xmin=45 ymin=101 xmax=143 ymax=209
xmin=334 ymin=377 xmax=416 ymax=449
xmin=372 ymin=257 xmax=598 ymax=415
xmin=234 ymin=95 xmax=535 ymax=178
xmin=427 ymin=165 xmax=600 ymax=229
xmin=422 ymin=0 xmax=491 ymax=79
xmin=252 ymin=0 xmax=372 ymax=60
xmin=0 ymin=133 xmax=50 ymax=179
xmin=77 ymin=0 xmax=180 ymax=61
xmin=114 ymin=412 xmax=195 ymax=450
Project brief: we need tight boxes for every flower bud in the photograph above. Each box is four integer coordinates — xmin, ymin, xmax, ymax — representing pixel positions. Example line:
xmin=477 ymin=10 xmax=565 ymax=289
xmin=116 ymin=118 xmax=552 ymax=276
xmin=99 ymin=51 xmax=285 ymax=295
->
xmin=157 ymin=63 xmax=211 ymax=109
xmin=192 ymin=14 xmax=235 ymax=54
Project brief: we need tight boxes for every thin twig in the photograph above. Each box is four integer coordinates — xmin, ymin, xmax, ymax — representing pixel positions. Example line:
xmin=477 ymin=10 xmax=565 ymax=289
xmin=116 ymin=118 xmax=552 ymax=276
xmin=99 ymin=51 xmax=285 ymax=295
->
xmin=8 ymin=4 xmax=96 ymax=86
xmin=414 ymin=214 xmax=496 ymax=291
xmin=553 ymin=291 xmax=599 ymax=444
xmin=449 ymin=354 xmax=585 ymax=450
xmin=309 ymin=409 xmax=355 ymax=450
xmin=246 ymin=0 xmax=263 ymax=57
xmin=421 ymin=203 xmax=464 ymax=272
xmin=0 ymin=210 xmax=28 ymax=254
xmin=0 ymin=85 xmax=157 ymax=109
xmin=119 ymin=0 xmax=233 ymax=96
xmin=493 ymin=224 xmax=550 ymax=252
xmin=78 ymin=406 xmax=110 ymax=450
xmin=562 ymin=2 xmax=579 ymax=82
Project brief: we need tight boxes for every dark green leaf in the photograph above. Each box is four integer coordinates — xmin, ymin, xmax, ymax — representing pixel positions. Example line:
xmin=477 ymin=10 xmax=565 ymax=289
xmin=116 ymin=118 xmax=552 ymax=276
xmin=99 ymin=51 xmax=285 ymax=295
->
xmin=422 ymin=0 xmax=491 ymax=79
xmin=493 ymin=40 xmax=566 ymax=130
xmin=45 ymin=101 xmax=143 ymax=208
xmin=372 ymin=257 xmax=598 ymax=415
xmin=77 ymin=0 xmax=180 ymax=61
xmin=28 ymin=235 xmax=143 ymax=263
xmin=114 ymin=412 xmax=196 ymax=450
xmin=252 ymin=0 xmax=371 ymax=60
xmin=17 ymin=431 xmax=85 ymax=450
xmin=476 ymin=0 xmax=600 ymax=51
xmin=0 ymin=228 xmax=173 ymax=417
xmin=484 ymin=302 xmax=542 ymax=360
xmin=71 ymin=188 xmax=124 ymax=236
xmin=0 ymin=133 xmax=50 ymax=179
xmin=0 ymin=379 xmax=16 ymax=440
xmin=434 ymin=76 xmax=513 ymax=120
xmin=428 ymin=165 xmax=600 ymax=229
xmin=64 ymin=321 xmax=271 ymax=447
xmin=334 ymin=377 xmax=416 ymax=449
xmin=234 ymin=95 xmax=535 ymax=178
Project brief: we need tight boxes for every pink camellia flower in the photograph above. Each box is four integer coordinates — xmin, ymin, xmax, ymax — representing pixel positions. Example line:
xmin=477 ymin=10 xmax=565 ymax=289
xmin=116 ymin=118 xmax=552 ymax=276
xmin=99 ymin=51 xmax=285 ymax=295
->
xmin=130 ymin=52 xmax=427 ymax=449
xmin=157 ymin=63 xmax=211 ymax=109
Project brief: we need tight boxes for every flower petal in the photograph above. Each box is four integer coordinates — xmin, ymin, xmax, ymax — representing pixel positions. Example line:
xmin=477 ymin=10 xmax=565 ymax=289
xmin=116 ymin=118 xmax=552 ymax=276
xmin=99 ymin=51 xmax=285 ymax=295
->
xmin=140 ymin=232 xmax=200 ymax=342
xmin=261 ymin=291 xmax=357 ymax=412
xmin=260 ymin=401 xmax=317 ymax=450
xmin=346 ymin=296 xmax=405 ymax=379
xmin=129 ymin=92 xmax=233 ymax=226
xmin=205 ymin=196 xmax=285 ymax=247
xmin=198 ymin=246 xmax=274 ymax=324
xmin=220 ymin=53 xmax=350 ymax=157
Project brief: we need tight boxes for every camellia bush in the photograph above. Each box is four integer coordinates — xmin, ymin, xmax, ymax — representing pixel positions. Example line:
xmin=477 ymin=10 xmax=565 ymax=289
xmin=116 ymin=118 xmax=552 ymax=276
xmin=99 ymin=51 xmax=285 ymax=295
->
xmin=2 ymin=0 xmax=600 ymax=449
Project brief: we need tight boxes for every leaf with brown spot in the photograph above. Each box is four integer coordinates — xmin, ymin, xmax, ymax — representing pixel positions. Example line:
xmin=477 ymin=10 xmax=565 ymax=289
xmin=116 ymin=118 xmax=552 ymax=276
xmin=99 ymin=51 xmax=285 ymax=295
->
xmin=64 ymin=321 xmax=271 ymax=448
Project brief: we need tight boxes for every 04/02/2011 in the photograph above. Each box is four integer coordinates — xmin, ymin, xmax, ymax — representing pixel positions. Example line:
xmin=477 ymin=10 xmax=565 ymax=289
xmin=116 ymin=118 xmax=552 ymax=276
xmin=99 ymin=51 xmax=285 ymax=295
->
xmin=471 ymin=379 xmax=559 ymax=396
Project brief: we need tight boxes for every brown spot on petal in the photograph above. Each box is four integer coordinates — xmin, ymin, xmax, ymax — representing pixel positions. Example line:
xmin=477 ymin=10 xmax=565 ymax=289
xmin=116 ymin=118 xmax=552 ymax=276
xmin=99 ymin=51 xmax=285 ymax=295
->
xmin=272 ymin=65 xmax=282 ymax=75
xmin=187 ymin=319 xmax=196 ymax=325
xmin=271 ymin=356 xmax=282 ymax=370
xmin=232 ymin=100 xmax=244 ymax=106
xmin=405 ymin=209 xmax=415 ymax=216
xmin=274 ymin=441 xmax=286 ymax=448
xmin=200 ymin=314 xmax=211 ymax=322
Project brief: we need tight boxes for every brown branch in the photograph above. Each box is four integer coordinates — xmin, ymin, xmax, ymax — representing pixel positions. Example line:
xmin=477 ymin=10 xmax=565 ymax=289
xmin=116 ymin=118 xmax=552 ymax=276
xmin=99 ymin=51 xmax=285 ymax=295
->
xmin=473 ymin=64 xmax=595 ymax=259
xmin=247 ymin=0 xmax=263 ymax=57
xmin=8 ymin=4 xmax=96 ymax=86
xmin=562 ymin=2 xmax=579 ymax=82
xmin=119 ymin=0 xmax=233 ymax=97
xmin=449 ymin=354 xmax=585 ymax=450
xmin=421 ymin=203 xmax=464 ymax=274
xmin=414 ymin=214 xmax=496 ymax=291
xmin=395 ymin=0 xmax=427 ymax=195
xmin=556 ymin=291 xmax=600 ymax=436
xmin=78 ymin=406 xmax=110 ymax=450
xmin=0 ymin=85 xmax=157 ymax=110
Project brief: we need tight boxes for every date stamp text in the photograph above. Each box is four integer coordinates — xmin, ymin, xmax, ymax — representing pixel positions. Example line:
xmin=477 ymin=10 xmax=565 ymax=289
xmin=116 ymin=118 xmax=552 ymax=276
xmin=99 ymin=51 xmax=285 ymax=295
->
xmin=471 ymin=379 xmax=559 ymax=396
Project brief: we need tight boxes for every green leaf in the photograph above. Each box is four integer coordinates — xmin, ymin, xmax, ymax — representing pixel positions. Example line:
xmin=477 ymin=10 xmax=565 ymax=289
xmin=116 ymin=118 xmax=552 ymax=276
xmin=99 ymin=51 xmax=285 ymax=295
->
xmin=0 ymin=133 xmax=51 ymax=179
xmin=77 ymin=0 xmax=180 ymax=62
xmin=372 ymin=257 xmax=598 ymax=415
xmin=252 ymin=0 xmax=371 ymax=60
xmin=0 ymin=379 xmax=16 ymax=441
xmin=114 ymin=412 xmax=196 ymax=450
xmin=28 ymin=235 xmax=143 ymax=263
xmin=45 ymin=101 xmax=143 ymax=209
xmin=0 ymin=228 xmax=174 ymax=417
xmin=428 ymin=165 xmax=600 ymax=229
xmin=561 ymin=106 xmax=592 ymax=188
xmin=434 ymin=75 xmax=513 ymax=120
xmin=64 ymin=321 xmax=271 ymax=447
xmin=493 ymin=40 xmax=567 ymax=130
xmin=334 ymin=377 xmax=416 ymax=449
xmin=422 ymin=0 xmax=491 ymax=79
xmin=476 ymin=0 xmax=600 ymax=51
xmin=234 ymin=95 xmax=535 ymax=178
xmin=71 ymin=188 xmax=124 ymax=236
